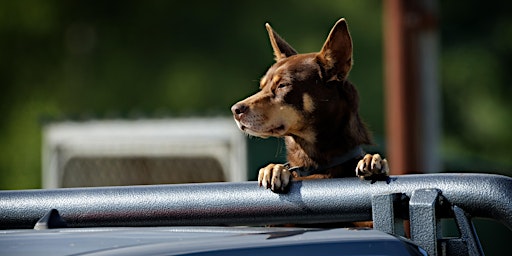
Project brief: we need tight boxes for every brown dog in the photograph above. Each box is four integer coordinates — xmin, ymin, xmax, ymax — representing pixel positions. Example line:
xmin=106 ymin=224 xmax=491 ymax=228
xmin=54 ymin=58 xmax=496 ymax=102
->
xmin=231 ymin=18 xmax=389 ymax=193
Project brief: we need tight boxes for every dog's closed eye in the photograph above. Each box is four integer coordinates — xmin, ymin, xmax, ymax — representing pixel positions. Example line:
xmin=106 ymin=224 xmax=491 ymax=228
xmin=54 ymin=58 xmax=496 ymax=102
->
xmin=274 ymin=84 xmax=290 ymax=95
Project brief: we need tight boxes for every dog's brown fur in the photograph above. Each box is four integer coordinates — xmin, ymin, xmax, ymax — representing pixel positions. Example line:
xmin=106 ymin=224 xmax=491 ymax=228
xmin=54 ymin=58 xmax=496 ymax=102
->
xmin=231 ymin=18 xmax=389 ymax=193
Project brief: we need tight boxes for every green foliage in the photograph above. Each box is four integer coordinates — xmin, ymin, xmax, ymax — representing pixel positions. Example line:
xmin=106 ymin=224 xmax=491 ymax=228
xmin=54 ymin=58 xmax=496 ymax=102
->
xmin=0 ymin=0 xmax=511 ymax=189
xmin=440 ymin=1 xmax=512 ymax=171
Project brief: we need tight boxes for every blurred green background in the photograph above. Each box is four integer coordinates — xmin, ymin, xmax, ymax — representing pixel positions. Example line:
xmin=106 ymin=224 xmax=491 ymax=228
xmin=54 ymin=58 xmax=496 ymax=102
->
xmin=1 ymin=0 xmax=511 ymax=190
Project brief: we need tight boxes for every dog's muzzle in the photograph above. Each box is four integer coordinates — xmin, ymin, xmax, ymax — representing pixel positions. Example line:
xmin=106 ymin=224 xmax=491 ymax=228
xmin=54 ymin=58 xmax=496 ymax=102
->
xmin=231 ymin=103 xmax=248 ymax=121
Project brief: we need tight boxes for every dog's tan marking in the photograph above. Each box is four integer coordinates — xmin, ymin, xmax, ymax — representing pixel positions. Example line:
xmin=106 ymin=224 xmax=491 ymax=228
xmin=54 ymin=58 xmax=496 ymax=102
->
xmin=275 ymin=105 xmax=300 ymax=130
xmin=274 ymin=63 xmax=290 ymax=80
xmin=302 ymin=93 xmax=315 ymax=113
xmin=272 ymin=75 xmax=281 ymax=85
xmin=260 ymin=76 xmax=268 ymax=88
xmin=317 ymin=69 xmax=324 ymax=80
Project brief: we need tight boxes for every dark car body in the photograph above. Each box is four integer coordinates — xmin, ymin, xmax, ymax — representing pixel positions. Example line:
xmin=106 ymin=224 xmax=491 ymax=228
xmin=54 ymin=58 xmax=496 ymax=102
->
xmin=0 ymin=226 xmax=426 ymax=256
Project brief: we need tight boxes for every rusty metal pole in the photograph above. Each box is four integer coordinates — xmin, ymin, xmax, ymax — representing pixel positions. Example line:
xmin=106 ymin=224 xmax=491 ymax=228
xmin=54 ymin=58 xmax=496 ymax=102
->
xmin=383 ymin=0 xmax=439 ymax=174
xmin=384 ymin=0 xmax=410 ymax=174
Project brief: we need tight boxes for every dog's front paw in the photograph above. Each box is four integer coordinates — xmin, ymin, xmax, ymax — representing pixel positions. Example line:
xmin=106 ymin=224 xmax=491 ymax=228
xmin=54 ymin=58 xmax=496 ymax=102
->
xmin=258 ymin=163 xmax=292 ymax=193
xmin=355 ymin=154 xmax=389 ymax=179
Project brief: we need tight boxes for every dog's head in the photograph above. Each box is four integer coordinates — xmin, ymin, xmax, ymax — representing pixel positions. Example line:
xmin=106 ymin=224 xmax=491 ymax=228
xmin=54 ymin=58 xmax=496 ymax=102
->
xmin=231 ymin=18 xmax=360 ymax=143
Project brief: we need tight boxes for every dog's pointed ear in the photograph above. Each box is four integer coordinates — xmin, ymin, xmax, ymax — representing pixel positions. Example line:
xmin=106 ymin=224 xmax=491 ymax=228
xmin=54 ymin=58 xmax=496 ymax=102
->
xmin=317 ymin=18 xmax=353 ymax=81
xmin=266 ymin=23 xmax=298 ymax=61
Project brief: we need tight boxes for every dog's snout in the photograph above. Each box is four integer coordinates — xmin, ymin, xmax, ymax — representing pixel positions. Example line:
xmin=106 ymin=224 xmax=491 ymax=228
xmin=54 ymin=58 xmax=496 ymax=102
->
xmin=231 ymin=103 xmax=248 ymax=119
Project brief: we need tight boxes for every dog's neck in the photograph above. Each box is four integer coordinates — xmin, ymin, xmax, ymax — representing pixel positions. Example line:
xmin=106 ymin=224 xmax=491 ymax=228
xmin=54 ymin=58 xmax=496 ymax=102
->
xmin=285 ymin=135 xmax=362 ymax=178
xmin=286 ymin=135 xmax=357 ymax=168
xmin=285 ymin=145 xmax=364 ymax=177
xmin=285 ymin=110 xmax=371 ymax=171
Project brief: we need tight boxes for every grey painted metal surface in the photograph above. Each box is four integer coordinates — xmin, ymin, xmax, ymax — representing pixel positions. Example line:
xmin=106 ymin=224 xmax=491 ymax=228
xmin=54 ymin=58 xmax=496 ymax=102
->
xmin=409 ymin=188 xmax=442 ymax=256
xmin=371 ymin=189 xmax=487 ymax=256
xmin=1 ymin=173 xmax=511 ymax=230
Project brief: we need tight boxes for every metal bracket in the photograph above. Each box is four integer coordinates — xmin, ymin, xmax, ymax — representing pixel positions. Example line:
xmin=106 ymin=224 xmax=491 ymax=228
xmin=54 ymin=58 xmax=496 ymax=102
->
xmin=372 ymin=193 xmax=407 ymax=235
xmin=372 ymin=193 xmax=397 ymax=234
xmin=372 ymin=192 xmax=411 ymax=237
xmin=409 ymin=188 xmax=442 ymax=256
xmin=373 ymin=188 xmax=485 ymax=256
xmin=33 ymin=209 xmax=67 ymax=230
xmin=451 ymin=205 xmax=484 ymax=256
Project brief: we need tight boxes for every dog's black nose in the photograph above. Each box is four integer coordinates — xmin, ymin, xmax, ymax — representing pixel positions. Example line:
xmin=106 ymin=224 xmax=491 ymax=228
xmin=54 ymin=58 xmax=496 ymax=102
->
xmin=231 ymin=103 xmax=248 ymax=118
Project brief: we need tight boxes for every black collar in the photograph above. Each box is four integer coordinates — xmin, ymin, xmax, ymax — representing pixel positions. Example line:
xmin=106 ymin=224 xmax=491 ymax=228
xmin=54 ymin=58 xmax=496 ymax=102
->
xmin=285 ymin=146 xmax=364 ymax=177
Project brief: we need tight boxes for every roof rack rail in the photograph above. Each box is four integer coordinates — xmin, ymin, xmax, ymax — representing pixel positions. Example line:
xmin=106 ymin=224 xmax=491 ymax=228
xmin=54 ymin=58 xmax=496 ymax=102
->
xmin=1 ymin=173 xmax=511 ymax=256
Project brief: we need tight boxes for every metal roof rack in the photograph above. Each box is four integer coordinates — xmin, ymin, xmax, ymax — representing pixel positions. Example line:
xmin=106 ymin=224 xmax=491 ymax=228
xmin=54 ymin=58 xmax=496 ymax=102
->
xmin=1 ymin=173 xmax=511 ymax=256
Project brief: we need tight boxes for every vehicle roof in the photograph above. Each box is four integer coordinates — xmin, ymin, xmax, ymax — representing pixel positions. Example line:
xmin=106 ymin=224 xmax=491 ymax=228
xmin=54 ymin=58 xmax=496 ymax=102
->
xmin=0 ymin=226 xmax=424 ymax=256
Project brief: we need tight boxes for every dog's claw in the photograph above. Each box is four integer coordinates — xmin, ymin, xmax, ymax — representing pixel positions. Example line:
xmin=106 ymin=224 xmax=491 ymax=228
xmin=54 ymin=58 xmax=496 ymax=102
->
xmin=258 ymin=164 xmax=291 ymax=193
xmin=356 ymin=154 xmax=389 ymax=179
